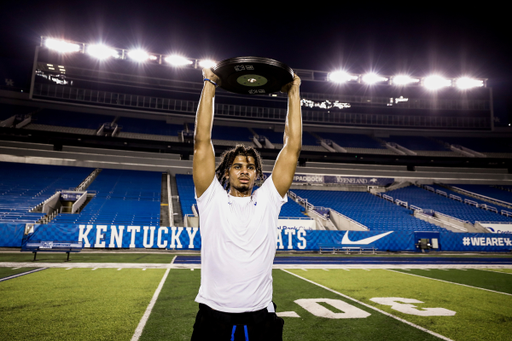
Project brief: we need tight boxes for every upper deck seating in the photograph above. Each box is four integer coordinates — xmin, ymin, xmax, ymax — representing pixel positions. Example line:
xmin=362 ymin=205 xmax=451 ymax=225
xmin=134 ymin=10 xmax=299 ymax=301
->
xmin=440 ymin=136 xmax=512 ymax=153
xmin=31 ymin=109 xmax=111 ymax=130
xmin=382 ymin=135 xmax=449 ymax=151
xmin=116 ymin=117 xmax=184 ymax=136
xmin=316 ymin=132 xmax=385 ymax=149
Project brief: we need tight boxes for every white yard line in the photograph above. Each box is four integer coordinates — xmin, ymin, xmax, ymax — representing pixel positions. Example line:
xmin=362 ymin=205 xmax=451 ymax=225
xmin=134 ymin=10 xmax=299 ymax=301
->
xmin=0 ymin=267 xmax=48 ymax=282
xmin=131 ymin=267 xmax=171 ymax=341
xmin=387 ymin=269 xmax=512 ymax=297
xmin=479 ymin=268 xmax=512 ymax=275
xmin=281 ymin=269 xmax=455 ymax=341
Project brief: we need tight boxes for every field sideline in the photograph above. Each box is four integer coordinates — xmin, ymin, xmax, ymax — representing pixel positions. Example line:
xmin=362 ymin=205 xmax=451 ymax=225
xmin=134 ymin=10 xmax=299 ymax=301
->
xmin=1 ymin=251 xmax=511 ymax=341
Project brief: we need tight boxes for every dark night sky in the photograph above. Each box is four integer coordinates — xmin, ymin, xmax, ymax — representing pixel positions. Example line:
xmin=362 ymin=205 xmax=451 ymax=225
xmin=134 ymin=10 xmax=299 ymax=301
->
xmin=1 ymin=1 xmax=511 ymax=121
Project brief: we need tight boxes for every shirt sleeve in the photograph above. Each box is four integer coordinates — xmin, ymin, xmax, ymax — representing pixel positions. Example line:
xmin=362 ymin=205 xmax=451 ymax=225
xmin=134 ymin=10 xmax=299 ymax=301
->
xmin=195 ymin=177 xmax=223 ymax=212
xmin=260 ymin=174 xmax=287 ymax=207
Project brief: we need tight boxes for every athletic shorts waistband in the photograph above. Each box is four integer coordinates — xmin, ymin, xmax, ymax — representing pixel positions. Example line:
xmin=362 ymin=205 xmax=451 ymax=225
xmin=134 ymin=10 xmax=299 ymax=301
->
xmin=198 ymin=303 xmax=270 ymax=325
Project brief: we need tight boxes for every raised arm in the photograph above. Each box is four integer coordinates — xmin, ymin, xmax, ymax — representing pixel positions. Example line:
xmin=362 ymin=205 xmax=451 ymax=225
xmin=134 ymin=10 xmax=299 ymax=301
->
xmin=272 ymin=74 xmax=302 ymax=198
xmin=193 ymin=68 xmax=221 ymax=198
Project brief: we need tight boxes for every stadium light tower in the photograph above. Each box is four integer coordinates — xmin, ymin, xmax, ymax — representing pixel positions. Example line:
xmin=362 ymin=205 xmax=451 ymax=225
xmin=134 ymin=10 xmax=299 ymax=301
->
xmin=44 ymin=38 xmax=81 ymax=53
xmin=423 ymin=75 xmax=452 ymax=90
xmin=127 ymin=49 xmax=158 ymax=62
xmin=391 ymin=75 xmax=420 ymax=86
xmin=328 ymin=71 xmax=359 ymax=84
xmin=362 ymin=73 xmax=388 ymax=85
xmin=164 ymin=55 xmax=193 ymax=67
xmin=87 ymin=44 xmax=119 ymax=60
xmin=198 ymin=59 xmax=217 ymax=69
xmin=455 ymin=77 xmax=484 ymax=90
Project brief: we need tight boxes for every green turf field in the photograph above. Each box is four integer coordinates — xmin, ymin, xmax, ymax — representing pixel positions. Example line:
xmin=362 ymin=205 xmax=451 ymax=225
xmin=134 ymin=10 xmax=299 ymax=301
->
xmin=1 ymin=259 xmax=511 ymax=341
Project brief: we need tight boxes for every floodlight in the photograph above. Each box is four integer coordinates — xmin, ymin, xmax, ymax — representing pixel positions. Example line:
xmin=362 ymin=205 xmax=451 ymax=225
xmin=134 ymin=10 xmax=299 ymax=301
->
xmin=165 ymin=55 xmax=193 ymax=66
xmin=199 ymin=59 xmax=217 ymax=69
xmin=392 ymin=75 xmax=420 ymax=86
xmin=87 ymin=44 xmax=119 ymax=60
xmin=423 ymin=75 xmax=451 ymax=90
xmin=127 ymin=49 xmax=150 ymax=62
xmin=45 ymin=38 xmax=80 ymax=53
xmin=362 ymin=73 xmax=388 ymax=85
xmin=455 ymin=77 xmax=484 ymax=89
xmin=328 ymin=71 xmax=358 ymax=83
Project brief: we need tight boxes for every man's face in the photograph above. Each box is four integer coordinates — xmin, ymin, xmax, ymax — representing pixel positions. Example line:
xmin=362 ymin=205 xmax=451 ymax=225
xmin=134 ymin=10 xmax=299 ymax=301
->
xmin=226 ymin=154 xmax=257 ymax=196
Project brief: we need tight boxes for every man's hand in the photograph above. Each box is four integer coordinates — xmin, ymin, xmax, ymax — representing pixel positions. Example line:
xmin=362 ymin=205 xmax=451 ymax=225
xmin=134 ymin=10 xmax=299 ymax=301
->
xmin=202 ymin=68 xmax=222 ymax=87
xmin=281 ymin=73 xmax=301 ymax=94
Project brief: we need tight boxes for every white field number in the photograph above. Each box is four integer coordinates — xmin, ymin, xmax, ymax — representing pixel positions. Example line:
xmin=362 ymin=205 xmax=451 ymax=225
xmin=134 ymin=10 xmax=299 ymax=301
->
xmin=370 ymin=297 xmax=456 ymax=316
xmin=288 ymin=298 xmax=456 ymax=319
xmin=295 ymin=298 xmax=371 ymax=319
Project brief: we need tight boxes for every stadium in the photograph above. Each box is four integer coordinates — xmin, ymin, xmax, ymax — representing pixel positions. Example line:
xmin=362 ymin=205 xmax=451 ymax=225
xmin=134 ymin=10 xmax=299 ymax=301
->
xmin=1 ymin=18 xmax=512 ymax=341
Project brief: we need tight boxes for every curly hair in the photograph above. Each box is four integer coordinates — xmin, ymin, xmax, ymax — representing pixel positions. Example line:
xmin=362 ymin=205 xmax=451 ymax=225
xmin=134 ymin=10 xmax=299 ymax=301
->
xmin=215 ymin=144 xmax=264 ymax=192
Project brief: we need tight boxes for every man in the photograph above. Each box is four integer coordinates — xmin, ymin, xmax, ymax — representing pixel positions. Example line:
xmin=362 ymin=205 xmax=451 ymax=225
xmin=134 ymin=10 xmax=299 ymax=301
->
xmin=191 ymin=67 xmax=302 ymax=341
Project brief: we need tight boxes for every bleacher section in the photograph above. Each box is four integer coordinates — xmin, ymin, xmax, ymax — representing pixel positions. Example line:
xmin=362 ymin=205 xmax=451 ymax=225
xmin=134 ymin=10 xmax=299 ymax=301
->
xmin=279 ymin=198 xmax=307 ymax=218
xmin=116 ymin=117 xmax=183 ymax=136
xmin=253 ymin=129 xmax=325 ymax=151
xmin=51 ymin=169 xmax=161 ymax=225
xmin=383 ymin=135 xmax=447 ymax=151
xmin=447 ymin=184 xmax=512 ymax=205
xmin=28 ymin=109 xmax=110 ymax=133
xmin=212 ymin=125 xmax=253 ymax=143
xmin=175 ymin=174 xmax=196 ymax=216
xmin=388 ymin=185 xmax=512 ymax=224
xmin=291 ymin=189 xmax=441 ymax=231
xmin=439 ymin=136 xmax=512 ymax=153
xmin=316 ymin=132 xmax=385 ymax=149
xmin=0 ymin=162 xmax=93 ymax=224
xmin=14 ymin=106 xmax=511 ymax=158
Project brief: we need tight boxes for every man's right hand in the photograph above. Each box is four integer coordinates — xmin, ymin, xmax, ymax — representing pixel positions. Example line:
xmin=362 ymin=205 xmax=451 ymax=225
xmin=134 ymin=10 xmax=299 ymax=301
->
xmin=202 ymin=68 xmax=221 ymax=87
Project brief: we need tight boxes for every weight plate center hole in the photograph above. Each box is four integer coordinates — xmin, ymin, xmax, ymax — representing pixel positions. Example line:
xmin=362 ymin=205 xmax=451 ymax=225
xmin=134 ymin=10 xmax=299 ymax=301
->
xmin=236 ymin=74 xmax=268 ymax=87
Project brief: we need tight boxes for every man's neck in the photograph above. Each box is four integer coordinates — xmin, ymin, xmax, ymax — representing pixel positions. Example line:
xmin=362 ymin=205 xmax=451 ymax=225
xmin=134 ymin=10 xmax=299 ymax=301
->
xmin=228 ymin=188 xmax=252 ymax=197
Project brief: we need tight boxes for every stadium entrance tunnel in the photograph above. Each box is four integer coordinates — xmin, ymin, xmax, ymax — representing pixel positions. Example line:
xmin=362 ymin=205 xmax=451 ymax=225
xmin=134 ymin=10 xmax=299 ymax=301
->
xmin=31 ymin=190 xmax=92 ymax=224
xmin=414 ymin=232 xmax=440 ymax=252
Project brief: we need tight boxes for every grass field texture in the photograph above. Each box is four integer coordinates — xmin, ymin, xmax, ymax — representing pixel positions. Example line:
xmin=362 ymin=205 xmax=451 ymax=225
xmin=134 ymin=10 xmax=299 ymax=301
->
xmin=1 ymin=254 xmax=511 ymax=341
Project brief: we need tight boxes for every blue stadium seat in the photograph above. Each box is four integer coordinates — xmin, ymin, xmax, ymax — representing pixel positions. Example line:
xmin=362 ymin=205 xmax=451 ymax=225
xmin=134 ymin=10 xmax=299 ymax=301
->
xmin=291 ymin=189 xmax=440 ymax=231
xmin=0 ymin=162 xmax=94 ymax=223
xmin=388 ymin=185 xmax=512 ymax=224
xmin=52 ymin=168 xmax=161 ymax=226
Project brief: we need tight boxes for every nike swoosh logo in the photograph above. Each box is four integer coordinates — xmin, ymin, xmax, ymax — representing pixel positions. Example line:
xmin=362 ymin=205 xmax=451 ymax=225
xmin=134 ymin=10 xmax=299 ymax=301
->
xmin=341 ymin=231 xmax=393 ymax=245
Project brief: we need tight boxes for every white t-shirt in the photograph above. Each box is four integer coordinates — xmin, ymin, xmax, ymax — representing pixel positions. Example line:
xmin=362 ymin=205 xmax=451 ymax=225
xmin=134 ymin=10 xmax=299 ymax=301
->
xmin=195 ymin=175 xmax=287 ymax=313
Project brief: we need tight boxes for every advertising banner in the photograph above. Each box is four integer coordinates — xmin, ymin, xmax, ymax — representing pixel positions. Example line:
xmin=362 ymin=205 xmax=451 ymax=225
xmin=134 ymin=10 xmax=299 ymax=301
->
xmin=264 ymin=173 xmax=394 ymax=187
xmin=3 ymin=223 xmax=511 ymax=252
xmin=479 ymin=223 xmax=512 ymax=234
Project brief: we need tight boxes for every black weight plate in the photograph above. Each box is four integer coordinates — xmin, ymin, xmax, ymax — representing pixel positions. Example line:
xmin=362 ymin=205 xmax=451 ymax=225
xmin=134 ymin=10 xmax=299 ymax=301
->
xmin=213 ymin=56 xmax=294 ymax=95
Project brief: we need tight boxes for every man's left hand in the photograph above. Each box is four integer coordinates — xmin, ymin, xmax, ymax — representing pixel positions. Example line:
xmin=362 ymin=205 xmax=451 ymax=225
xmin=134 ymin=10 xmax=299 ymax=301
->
xmin=281 ymin=74 xmax=301 ymax=93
